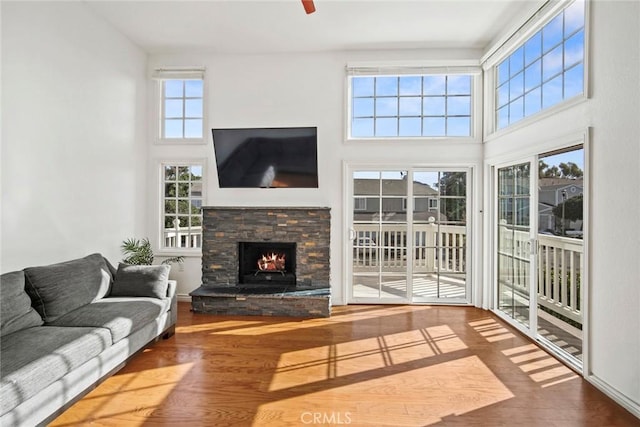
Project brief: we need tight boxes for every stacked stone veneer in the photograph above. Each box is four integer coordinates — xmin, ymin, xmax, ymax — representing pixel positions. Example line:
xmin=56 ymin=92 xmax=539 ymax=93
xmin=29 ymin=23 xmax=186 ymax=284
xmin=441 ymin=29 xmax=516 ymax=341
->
xmin=201 ymin=207 xmax=331 ymax=287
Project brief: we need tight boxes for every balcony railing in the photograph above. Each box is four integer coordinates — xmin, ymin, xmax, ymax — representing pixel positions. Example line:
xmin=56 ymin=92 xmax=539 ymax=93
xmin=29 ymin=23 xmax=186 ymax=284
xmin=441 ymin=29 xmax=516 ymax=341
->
xmin=354 ymin=223 xmax=583 ymax=325
xmin=164 ymin=226 xmax=202 ymax=249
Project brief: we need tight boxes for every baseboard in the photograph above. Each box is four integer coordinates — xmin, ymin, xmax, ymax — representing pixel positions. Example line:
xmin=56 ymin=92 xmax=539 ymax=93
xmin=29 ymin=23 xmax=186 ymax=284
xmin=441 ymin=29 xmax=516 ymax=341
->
xmin=177 ymin=293 xmax=192 ymax=302
xmin=587 ymin=374 xmax=640 ymax=419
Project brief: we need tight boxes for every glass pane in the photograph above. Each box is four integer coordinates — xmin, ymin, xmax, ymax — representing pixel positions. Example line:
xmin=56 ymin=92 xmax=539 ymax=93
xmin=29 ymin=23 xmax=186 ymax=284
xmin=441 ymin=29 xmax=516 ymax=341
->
xmin=184 ymin=119 xmax=203 ymax=138
xmin=398 ymin=118 xmax=421 ymax=137
xmin=542 ymin=74 xmax=563 ymax=108
xmin=185 ymin=99 xmax=202 ymax=118
xmin=510 ymin=72 xmax=524 ymax=101
xmin=524 ymin=87 xmax=542 ymax=116
xmin=543 ymin=45 xmax=563 ymax=81
xmin=164 ymin=199 xmax=176 ymax=214
xmin=497 ymin=61 xmax=510 ymax=86
xmin=165 ymin=216 xmax=176 ymax=229
xmin=423 ymin=117 xmax=445 ymax=136
xmin=381 ymin=171 xmax=407 ymax=196
xmin=447 ymin=117 xmax=470 ymax=137
xmin=191 ymin=215 xmax=202 ymax=227
xmin=515 ymin=198 xmax=530 ymax=226
xmin=497 ymin=82 xmax=510 ymax=107
xmin=497 ymin=105 xmax=509 ymax=129
xmin=399 ymin=76 xmax=422 ymax=95
xmin=564 ymin=29 xmax=584 ymax=68
xmin=524 ymin=31 xmax=542 ymax=66
xmin=423 ymin=97 xmax=445 ymax=116
xmin=564 ymin=0 xmax=585 ymax=36
xmin=190 ymin=165 xmax=203 ymax=180
xmin=510 ymin=46 xmax=524 ymax=77
xmin=353 ymin=98 xmax=374 ymax=117
xmin=185 ymin=80 xmax=203 ymax=97
xmin=509 ymin=97 xmax=524 ymax=123
xmin=178 ymin=200 xmax=190 ymax=214
xmin=164 ymin=183 xmax=176 ymax=197
xmin=178 ymin=183 xmax=189 ymax=197
xmin=515 ymin=163 xmax=531 ymax=195
xmin=375 ymin=98 xmax=397 ymax=116
xmin=352 ymin=118 xmax=374 ymax=137
xmin=164 ymin=119 xmax=182 ymax=138
xmin=524 ymin=60 xmax=542 ymax=92
xmin=543 ymin=14 xmax=563 ymax=53
xmin=399 ymin=97 xmax=421 ymax=116
xmin=447 ymin=75 xmax=471 ymax=95
xmin=164 ymin=80 xmax=183 ymax=97
xmin=375 ymin=118 xmax=397 ymax=137
xmin=376 ymin=76 xmax=398 ymax=96
xmin=352 ymin=77 xmax=374 ymax=97
xmin=439 ymin=172 xmax=466 ymax=196
xmin=177 ymin=166 xmax=190 ymax=180
xmin=190 ymin=182 xmax=203 ymax=197
xmin=423 ymin=76 xmax=446 ymax=95
xmin=564 ymin=63 xmax=584 ymax=99
xmin=440 ymin=198 xmax=466 ymax=224
xmin=447 ymin=96 xmax=471 ymax=116
xmin=164 ymin=166 xmax=176 ymax=181
xmin=165 ymin=99 xmax=183 ymax=118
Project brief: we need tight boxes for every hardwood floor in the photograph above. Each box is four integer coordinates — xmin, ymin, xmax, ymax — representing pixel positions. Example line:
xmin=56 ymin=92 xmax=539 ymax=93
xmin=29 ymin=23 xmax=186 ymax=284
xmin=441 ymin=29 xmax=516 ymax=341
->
xmin=51 ymin=303 xmax=638 ymax=426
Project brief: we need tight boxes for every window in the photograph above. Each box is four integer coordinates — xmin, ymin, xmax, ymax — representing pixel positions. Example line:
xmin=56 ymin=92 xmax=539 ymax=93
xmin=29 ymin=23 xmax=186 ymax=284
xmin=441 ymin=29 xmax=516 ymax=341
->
xmin=354 ymin=197 xmax=367 ymax=211
xmin=496 ymin=0 xmax=585 ymax=129
xmin=349 ymin=73 xmax=473 ymax=138
xmin=162 ymin=79 xmax=204 ymax=139
xmin=162 ymin=163 xmax=203 ymax=249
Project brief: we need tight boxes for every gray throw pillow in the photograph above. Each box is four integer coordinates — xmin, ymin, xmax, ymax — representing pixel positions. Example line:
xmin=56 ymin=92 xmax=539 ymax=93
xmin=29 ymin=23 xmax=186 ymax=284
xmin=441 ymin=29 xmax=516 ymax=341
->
xmin=23 ymin=253 xmax=113 ymax=323
xmin=1 ymin=271 xmax=44 ymax=337
xmin=111 ymin=264 xmax=170 ymax=299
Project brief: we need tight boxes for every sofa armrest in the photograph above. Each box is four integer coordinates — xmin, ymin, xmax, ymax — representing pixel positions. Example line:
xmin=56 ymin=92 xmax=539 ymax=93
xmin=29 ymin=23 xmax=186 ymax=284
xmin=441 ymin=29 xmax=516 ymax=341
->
xmin=167 ymin=280 xmax=177 ymax=299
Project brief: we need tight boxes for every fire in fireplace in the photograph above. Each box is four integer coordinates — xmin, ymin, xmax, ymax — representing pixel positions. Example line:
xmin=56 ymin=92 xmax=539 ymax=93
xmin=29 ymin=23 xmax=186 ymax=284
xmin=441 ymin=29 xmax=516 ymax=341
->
xmin=238 ymin=242 xmax=296 ymax=286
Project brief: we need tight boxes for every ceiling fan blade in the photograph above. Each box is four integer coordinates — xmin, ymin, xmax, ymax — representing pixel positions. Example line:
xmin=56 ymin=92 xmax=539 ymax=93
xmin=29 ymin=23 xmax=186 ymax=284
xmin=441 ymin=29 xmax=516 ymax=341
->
xmin=302 ymin=0 xmax=316 ymax=14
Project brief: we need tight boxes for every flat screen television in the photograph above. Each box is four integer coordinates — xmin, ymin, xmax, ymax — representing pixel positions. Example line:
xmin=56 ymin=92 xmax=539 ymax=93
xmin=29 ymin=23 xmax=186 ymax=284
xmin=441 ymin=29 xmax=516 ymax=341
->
xmin=212 ymin=127 xmax=318 ymax=188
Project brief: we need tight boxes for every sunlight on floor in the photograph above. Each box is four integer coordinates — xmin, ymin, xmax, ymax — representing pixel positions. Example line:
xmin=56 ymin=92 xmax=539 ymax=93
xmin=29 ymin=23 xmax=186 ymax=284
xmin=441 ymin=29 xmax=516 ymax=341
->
xmin=269 ymin=324 xmax=467 ymax=391
xmin=49 ymin=362 xmax=195 ymax=427
xmin=260 ymin=355 xmax=514 ymax=426
xmin=502 ymin=343 xmax=579 ymax=387
xmin=469 ymin=317 xmax=516 ymax=342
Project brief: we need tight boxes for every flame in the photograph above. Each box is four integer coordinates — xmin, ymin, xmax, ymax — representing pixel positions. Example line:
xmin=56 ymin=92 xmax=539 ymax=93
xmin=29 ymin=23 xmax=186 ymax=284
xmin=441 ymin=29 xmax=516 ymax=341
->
xmin=257 ymin=253 xmax=286 ymax=271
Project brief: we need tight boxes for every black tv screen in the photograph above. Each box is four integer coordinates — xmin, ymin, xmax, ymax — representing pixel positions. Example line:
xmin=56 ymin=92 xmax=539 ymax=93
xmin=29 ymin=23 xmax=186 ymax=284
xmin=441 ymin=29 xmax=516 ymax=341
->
xmin=212 ymin=127 xmax=318 ymax=188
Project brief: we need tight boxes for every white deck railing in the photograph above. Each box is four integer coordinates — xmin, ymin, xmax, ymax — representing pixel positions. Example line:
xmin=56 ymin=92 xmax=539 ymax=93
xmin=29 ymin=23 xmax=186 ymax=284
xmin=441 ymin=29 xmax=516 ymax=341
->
xmin=164 ymin=226 xmax=202 ymax=249
xmin=354 ymin=223 xmax=583 ymax=325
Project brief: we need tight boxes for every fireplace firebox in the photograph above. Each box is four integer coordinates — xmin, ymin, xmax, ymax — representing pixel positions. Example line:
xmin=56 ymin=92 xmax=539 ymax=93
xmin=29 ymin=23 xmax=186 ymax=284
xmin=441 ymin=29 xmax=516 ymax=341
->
xmin=238 ymin=242 xmax=296 ymax=286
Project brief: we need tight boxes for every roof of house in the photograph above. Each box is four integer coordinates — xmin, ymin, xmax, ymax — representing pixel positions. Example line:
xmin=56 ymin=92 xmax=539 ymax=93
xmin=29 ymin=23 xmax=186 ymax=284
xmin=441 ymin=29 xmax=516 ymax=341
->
xmin=354 ymin=179 xmax=438 ymax=196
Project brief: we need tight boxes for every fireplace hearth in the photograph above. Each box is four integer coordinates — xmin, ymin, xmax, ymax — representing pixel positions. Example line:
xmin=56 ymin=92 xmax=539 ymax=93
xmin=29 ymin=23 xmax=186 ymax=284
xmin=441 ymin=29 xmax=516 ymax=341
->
xmin=191 ymin=207 xmax=331 ymax=317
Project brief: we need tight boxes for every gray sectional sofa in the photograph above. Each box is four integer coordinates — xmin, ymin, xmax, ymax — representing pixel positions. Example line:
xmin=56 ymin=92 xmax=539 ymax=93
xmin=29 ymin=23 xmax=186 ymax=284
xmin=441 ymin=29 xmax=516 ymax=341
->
xmin=0 ymin=253 xmax=177 ymax=427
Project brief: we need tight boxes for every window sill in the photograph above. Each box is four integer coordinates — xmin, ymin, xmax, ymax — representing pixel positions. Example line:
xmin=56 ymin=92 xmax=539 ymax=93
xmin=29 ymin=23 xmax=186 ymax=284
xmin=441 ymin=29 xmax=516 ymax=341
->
xmin=156 ymin=249 xmax=202 ymax=258
xmin=155 ymin=138 xmax=207 ymax=146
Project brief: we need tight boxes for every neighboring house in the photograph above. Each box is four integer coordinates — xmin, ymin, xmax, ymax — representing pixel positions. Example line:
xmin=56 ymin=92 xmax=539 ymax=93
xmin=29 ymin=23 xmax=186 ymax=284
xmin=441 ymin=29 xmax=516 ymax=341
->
xmin=538 ymin=178 xmax=584 ymax=233
xmin=353 ymin=178 xmax=442 ymax=223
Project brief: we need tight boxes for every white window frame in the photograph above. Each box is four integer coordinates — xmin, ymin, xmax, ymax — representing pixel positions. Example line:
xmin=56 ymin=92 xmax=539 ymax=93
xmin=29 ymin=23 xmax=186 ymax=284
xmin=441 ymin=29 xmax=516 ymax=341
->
xmin=158 ymin=160 xmax=206 ymax=255
xmin=482 ymin=0 xmax=589 ymax=138
xmin=345 ymin=62 xmax=483 ymax=142
xmin=153 ymin=68 xmax=206 ymax=145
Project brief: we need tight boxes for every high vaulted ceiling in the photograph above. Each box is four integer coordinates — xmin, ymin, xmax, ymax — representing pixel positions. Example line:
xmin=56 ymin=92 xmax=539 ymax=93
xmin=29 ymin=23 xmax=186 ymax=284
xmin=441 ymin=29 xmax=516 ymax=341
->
xmin=85 ymin=0 xmax=542 ymax=55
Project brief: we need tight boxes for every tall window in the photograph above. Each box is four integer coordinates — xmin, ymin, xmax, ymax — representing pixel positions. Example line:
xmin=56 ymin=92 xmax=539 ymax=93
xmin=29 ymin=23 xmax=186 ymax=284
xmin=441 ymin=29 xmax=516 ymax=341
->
xmin=162 ymin=163 xmax=203 ymax=249
xmin=161 ymin=79 xmax=204 ymax=139
xmin=349 ymin=74 xmax=474 ymax=138
xmin=496 ymin=0 xmax=585 ymax=129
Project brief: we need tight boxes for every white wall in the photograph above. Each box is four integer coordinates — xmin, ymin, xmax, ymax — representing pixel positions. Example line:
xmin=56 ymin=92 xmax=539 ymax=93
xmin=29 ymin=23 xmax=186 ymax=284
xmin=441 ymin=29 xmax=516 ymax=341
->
xmin=147 ymin=49 xmax=484 ymax=301
xmin=484 ymin=0 xmax=640 ymax=415
xmin=1 ymin=2 xmax=148 ymax=271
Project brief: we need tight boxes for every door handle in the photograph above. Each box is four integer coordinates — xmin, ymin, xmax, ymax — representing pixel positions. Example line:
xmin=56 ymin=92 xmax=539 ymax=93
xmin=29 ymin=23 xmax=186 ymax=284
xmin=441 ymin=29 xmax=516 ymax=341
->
xmin=349 ymin=228 xmax=356 ymax=241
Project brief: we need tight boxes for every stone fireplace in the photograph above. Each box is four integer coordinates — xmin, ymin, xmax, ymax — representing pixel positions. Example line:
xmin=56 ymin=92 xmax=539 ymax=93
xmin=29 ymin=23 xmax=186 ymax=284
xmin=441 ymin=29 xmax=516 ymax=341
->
xmin=190 ymin=207 xmax=331 ymax=317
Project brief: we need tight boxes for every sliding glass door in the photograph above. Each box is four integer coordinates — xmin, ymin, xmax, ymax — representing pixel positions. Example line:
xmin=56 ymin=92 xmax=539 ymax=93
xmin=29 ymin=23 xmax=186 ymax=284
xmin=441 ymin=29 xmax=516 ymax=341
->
xmin=349 ymin=167 xmax=470 ymax=304
xmin=493 ymin=145 xmax=585 ymax=369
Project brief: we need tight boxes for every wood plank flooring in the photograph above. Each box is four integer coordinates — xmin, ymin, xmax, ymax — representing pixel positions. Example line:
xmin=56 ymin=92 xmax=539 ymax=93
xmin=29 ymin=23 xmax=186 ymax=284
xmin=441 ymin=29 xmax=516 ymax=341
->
xmin=51 ymin=303 xmax=638 ymax=426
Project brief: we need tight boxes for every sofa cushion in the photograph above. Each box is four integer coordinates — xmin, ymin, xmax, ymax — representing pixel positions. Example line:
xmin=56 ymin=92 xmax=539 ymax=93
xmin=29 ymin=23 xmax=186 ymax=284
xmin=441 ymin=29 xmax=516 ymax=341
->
xmin=0 ymin=326 xmax=112 ymax=416
xmin=111 ymin=263 xmax=170 ymax=299
xmin=0 ymin=271 xmax=43 ymax=337
xmin=49 ymin=297 xmax=170 ymax=344
xmin=23 ymin=253 xmax=113 ymax=323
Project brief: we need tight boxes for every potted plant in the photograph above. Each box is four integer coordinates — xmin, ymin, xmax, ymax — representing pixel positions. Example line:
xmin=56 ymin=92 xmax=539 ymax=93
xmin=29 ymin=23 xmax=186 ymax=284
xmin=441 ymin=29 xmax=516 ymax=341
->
xmin=121 ymin=237 xmax=184 ymax=266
